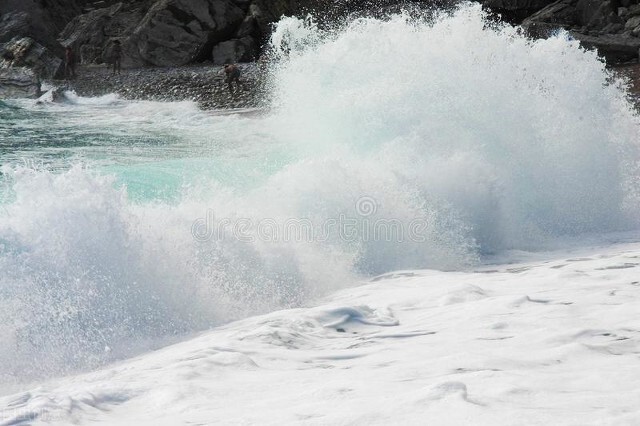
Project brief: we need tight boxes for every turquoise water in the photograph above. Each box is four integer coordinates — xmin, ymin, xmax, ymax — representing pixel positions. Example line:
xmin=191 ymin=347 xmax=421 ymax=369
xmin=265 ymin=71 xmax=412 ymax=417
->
xmin=0 ymin=96 xmax=291 ymax=203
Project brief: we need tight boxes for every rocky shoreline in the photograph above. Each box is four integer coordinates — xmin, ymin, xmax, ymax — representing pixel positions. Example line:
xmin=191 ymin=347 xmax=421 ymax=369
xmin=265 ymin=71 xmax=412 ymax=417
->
xmin=47 ymin=60 xmax=640 ymax=111
xmin=3 ymin=0 xmax=640 ymax=109
xmin=56 ymin=62 xmax=269 ymax=109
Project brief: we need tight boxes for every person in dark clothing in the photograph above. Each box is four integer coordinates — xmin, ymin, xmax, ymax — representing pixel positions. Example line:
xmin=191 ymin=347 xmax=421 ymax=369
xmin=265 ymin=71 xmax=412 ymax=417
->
xmin=64 ymin=46 xmax=76 ymax=79
xmin=224 ymin=63 xmax=242 ymax=94
xmin=112 ymin=40 xmax=122 ymax=75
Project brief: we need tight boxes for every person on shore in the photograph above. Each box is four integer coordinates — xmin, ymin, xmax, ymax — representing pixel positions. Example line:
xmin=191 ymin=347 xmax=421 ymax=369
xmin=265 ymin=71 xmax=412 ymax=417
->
xmin=64 ymin=46 xmax=76 ymax=79
xmin=112 ymin=40 xmax=122 ymax=75
xmin=223 ymin=63 xmax=242 ymax=94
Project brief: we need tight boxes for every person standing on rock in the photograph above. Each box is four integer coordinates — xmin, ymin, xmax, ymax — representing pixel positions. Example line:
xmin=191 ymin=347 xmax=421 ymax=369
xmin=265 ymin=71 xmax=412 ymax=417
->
xmin=112 ymin=40 xmax=122 ymax=75
xmin=64 ymin=46 xmax=76 ymax=79
xmin=223 ymin=64 xmax=242 ymax=94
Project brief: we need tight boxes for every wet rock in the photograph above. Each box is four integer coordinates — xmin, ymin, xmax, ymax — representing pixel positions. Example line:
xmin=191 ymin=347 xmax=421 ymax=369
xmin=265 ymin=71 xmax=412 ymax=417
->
xmin=35 ymin=87 xmax=65 ymax=104
xmin=484 ymin=0 xmax=557 ymax=22
xmin=0 ymin=0 xmax=64 ymax=55
xmin=212 ymin=36 xmax=257 ymax=64
xmin=0 ymin=67 xmax=40 ymax=98
xmin=573 ymin=32 xmax=640 ymax=61
xmin=576 ymin=0 xmax=613 ymax=28
xmin=522 ymin=0 xmax=577 ymax=36
xmin=250 ymin=0 xmax=297 ymax=34
xmin=0 ymin=11 xmax=30 ymax=44
xmin=132 ymin=0 xmax=245 ymax=66
xmin=625 ymin=14 xmax=640 ymax=29
xmin=523 ymin=0 xmax=640 ymax=62
xmin=59 ymin=2 xmax=146 ymax=67
xmin=603 ymin=22 xmax=625 ymax=32
xmin=235 ymin=11 xmax=261 ymax=39
xmin=0 ymin=37 xmax=62 ymax=79
xmin=63 ymin=62 xmax=269 ymax=109
xmin=59 ymin=3 xmax=123 ymax=51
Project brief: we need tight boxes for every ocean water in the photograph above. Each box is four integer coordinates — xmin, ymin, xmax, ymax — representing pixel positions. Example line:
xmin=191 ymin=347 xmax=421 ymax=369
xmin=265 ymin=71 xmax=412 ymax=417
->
xmin=1 ymin=4 xmax=639 ymax=388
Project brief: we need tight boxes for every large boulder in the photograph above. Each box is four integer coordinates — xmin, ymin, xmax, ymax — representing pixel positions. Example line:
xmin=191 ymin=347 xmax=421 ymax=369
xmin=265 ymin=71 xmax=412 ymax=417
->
xmin=0 ymin=67 xmax=40 ymax=98
xmin=0 ymin=37 xmax=62 ymax=79
xmin=0 ymin=11 xmax=30 ymax=44
xmin=522 ymin=0 xmax=579 ymax=34
xmin=59 ymin=3 xmax=124 ymax=52
xmin=484 ymin=0 xmax=558 ymax=23
xmin=249 ymin=0 xmax=297 ymax=35
xmin=58 ymin=2 xmax=147 ymax=67
xmin=572 ymin=32 xmax=640 ymax=61
xmin=0 ymin=1 xmax=64 ymax=54
xmin=212 ymin=36 xmax=257 ymax=63
xmin=523 ymin=0 xmax=640 ymax=62
xmin=131 ymin=0 xmax=245 ymax=66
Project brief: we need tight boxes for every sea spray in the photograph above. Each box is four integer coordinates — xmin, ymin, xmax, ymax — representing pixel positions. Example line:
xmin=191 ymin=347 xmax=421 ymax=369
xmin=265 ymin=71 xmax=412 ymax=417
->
xmin=268 ymin=4 xmax=640 ymax=250
xmin=1 ymin=3 xmax=639 ymax=386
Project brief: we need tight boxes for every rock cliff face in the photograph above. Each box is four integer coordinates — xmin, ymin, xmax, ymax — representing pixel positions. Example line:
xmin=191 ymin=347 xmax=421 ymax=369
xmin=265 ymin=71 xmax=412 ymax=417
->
xmin=132 ymin=0 xmax=245 ymax=66
xmin=0 ymin=67 xmax=41 ymax=98
xmin=1 ymin=36 xmax=62 ymax=79
xmin=59 ymin=2 xmax=147 ymax=66
xmin=1 ymin=0 xmax=640 ymax=99
xmin=522 ymin=0 xmax=640 ymax=62
xmin=53 ymin=0 xmax=297 ymax=68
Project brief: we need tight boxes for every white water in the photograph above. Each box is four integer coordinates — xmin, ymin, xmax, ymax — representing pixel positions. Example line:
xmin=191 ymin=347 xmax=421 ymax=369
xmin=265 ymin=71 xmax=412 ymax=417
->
xmin=1 ymin=4 xmax=639 ymax=388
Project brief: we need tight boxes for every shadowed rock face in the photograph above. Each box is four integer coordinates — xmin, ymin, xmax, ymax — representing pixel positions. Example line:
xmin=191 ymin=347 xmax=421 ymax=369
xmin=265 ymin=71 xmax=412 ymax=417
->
xmin=55 ymin=0 xmax=295 ymax=67
xmin=0 ymin=1 xmax=62 ymax=55
xmin=1 ymin=0 xmax=640 ymax=100
xmin=484 ymin=0 xmax=558 ymax=22
xmin=212 ymin=36 xmax=257 ymax=64
xmin=59 ymin=2 xmax=147 ymax=67
xmin=1 ymin=37 xmax=62 ymax=79
xmin=0 ymin=67 xmax=41 ymax=98
xmin=132 ymin=0 xmax=245 ymax=66
xmin=523 ymin=0 xmax=640 ymax=62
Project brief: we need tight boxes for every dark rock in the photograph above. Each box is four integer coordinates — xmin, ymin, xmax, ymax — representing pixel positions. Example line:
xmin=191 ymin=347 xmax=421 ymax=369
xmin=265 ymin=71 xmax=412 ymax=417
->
xmin=19 ymin=0 xmax=88 ymax=34
xmin=625 ymin=14 xmax=640 ymax=29
xmin=36 ymin=87 xmax=65 ymax=104
xmin=576 ymin=0 xmax=611 ymax=27
xmin=132 ymin=0 xmax=245 ymax=66
xmin=0 ymin=66 xmax=40 ymax=98
xmin=59 ymin=3 xmax=123 ymax=51
xmin=524 ymin=0 xmax=640 ymax=62
xmin=0 ymin=37 xmax=62 ymax=79
xmin=603 ymin=22 xmax=625 ymax=32
xmin=573 ymin=32 xmax=640 ymax=61
xmin=484 ymin=0 xmax=557 ymax=23
xmin=485 ymin=0 xmax=555 ymax=11
xmin=250 ymin=0 xmax=297 ymax=34
xmin=59 ymin=2 xmax=146 ymax=67
xmin=608 ymin=11 xmax=623 ymax=23
xmin=231 ymin=0 xmax=253 ymax=10
xmin=63 ymin=63 xmax=268 ymax=109
xmin=0 ymin=1 xmax=64 ymax=55
xmin=0 ymin=12 xmax=30 ymax=44
xmin=235 ymin=13 xmax=261 ymax=39
xmin=212 ymin=36 xmax=257 ymax=64
xmin=522 ymin=0 xmax=577 ymax=36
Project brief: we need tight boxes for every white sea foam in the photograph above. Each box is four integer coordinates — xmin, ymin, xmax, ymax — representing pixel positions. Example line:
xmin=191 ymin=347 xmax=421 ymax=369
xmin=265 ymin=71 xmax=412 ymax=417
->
xmin=1 ymin=4 xmax=639 ymax=386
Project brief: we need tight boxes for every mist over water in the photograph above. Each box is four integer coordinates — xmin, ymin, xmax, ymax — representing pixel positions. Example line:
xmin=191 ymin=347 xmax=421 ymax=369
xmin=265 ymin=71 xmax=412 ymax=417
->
xmin=1 ymin=4 xmax=639 ymax=386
